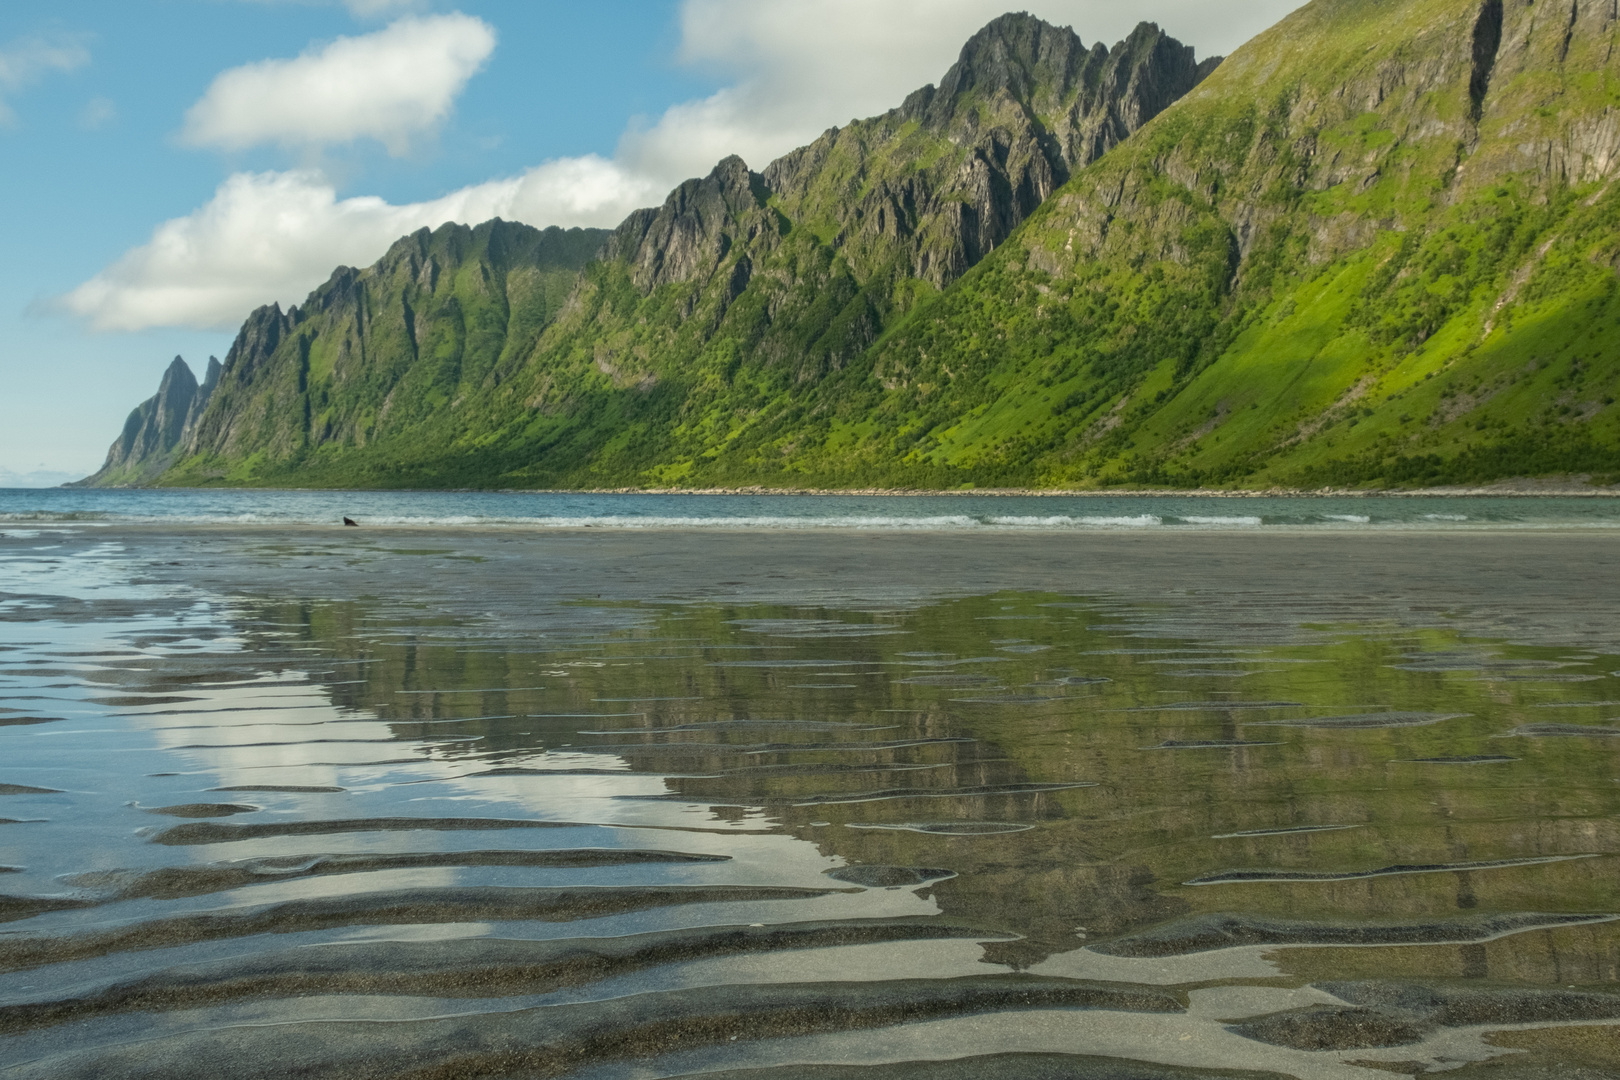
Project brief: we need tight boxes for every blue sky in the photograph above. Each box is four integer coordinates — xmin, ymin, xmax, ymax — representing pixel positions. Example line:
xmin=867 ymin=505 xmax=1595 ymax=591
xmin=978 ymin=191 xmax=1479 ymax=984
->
xmin=0 ymin=0 xmax=1304 ymax=485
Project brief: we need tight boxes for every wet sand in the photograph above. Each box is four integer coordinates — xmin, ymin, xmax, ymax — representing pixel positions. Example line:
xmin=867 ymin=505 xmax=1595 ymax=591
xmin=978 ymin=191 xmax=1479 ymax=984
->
xmin=3 ymin=524 xmax=1619 ymax=1078
xmin=53 ymin=524 xmax=1620 ymax=646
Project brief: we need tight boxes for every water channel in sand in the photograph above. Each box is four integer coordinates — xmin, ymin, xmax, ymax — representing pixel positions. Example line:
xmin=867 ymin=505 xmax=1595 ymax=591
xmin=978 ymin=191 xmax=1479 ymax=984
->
xmin=1 ymin=518 xmax=1618 ymax=1078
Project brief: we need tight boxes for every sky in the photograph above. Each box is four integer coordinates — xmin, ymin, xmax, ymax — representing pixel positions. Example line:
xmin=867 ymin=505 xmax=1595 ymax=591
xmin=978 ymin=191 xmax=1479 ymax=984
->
xmin=0 ymin=0 xmax=1307 ymax=487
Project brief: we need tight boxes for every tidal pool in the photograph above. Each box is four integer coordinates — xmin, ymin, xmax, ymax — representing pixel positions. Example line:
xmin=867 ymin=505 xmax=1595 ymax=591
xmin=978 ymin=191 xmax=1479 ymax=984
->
xmin=1 ymin=525 xmax=1618 ymax=1078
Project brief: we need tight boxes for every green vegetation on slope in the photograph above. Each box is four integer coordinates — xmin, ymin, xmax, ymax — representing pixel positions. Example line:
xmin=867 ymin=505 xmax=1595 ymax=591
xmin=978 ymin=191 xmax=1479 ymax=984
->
xmin=108 ymin=2 xmax=1620 ymax=490
xmin=843 ymin=0 xmax=1620 ymax=489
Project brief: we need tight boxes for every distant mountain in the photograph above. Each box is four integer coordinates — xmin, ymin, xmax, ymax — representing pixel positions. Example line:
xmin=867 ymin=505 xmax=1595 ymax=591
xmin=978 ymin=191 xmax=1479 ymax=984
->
xmin=80 ymin=356 xmax=220 ymax=487
xmin=89 ymin=1 xmax=1620 ymax=491
xmin=0 ymin=467 xmax=85 ymax=489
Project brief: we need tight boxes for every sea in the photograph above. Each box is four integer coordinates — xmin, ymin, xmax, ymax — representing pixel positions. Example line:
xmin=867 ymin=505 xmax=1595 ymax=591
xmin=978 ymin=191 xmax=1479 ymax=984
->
xmin=2 ymin=486 xmax=1620 ymax=529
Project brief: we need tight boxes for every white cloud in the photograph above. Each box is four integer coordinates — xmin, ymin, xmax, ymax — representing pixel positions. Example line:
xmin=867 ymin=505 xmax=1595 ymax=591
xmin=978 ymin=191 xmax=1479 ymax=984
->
xmin=181 ymin=13 xmax=495 ymax=154
xmin=62 ymin=163 xmax=662 ymax=332
xmin=0 ymin=35 xmax=90 ymax=125
xmin=72 ymin=0 xmax=1308 ymax=334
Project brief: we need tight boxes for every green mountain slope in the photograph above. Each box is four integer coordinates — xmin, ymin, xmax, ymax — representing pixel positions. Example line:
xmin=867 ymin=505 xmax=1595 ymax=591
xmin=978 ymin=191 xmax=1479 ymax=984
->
xmin=167 ymin=222 xmax=611 ymax=483
xmin=836 ymin=0 xmax=1620 ymax=489
xmin=94 ymin=2 xmax=1620 ymax=490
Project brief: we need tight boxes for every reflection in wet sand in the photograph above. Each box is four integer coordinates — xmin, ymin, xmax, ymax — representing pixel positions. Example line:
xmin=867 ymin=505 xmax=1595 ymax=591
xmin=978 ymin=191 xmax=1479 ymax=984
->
xmin=1 ymin=529 xmax=1618 ymax=1077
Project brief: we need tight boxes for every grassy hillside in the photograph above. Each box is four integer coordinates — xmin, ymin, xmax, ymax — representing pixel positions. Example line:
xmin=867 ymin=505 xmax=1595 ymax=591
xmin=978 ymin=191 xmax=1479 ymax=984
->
xmin=127 ymin=1 xmax=1620 ymax=490
xmin=161 ymin=222 xmax=609 ymax=486
xmin=829 ymin=0 xmax=1620 ymax=489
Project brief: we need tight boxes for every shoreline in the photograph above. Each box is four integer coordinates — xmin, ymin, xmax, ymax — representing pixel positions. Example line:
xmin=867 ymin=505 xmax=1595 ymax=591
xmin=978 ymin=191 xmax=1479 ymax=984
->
xmin=40 ymin=482 xmax=1620 ymax=498
xmin=12 ymin=525 xmax=1619 ymax=654
xmin=509 ymin=482 xmax=1620 ymax=498
xmin=17 ymin=521 xmax=1620 ymax=535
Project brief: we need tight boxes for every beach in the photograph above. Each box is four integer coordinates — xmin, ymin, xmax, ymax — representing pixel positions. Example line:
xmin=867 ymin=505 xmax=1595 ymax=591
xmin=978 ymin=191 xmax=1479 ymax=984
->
xmin=2 ymin=517 xmax=1619 ymax=1078
xmin=67 ymin=522 xmax=1620 ymax=649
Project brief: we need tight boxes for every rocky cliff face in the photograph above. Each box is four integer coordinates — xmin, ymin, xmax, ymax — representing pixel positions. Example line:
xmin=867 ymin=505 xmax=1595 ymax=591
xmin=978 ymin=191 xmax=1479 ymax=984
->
xmin=606 ymin=156 xmax=776 ymax=293
xmin=599 ymin=17 xmax=1218 ymax=299
xmin=80 ymin=356 xmax=219 ymax=487
xmin=760 ymin=15 xmax=1219 ymax=288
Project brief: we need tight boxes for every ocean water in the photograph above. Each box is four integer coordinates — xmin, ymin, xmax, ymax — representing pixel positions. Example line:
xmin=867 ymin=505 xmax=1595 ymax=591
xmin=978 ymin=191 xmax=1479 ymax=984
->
xmin=2 ymin=513 xmax=1619 ymax=1077
xmin=2 ymin=486 xmax=1619 ymax=530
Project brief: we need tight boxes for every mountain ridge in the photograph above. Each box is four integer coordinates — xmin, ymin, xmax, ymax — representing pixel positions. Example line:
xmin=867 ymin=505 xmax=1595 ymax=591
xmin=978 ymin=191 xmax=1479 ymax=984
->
xmin=86 ymin=12 xmax=1217 ymax=489
xmin=84 ymin=1 xmax=1620 ymax=491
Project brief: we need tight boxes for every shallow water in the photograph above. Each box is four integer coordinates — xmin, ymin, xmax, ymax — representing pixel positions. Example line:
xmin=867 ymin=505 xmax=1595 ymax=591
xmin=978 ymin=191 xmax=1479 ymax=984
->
xmin=5 ymin=487 xmax=1620 ymax=531
xmin=1 ymin=524 xmax=1619 ymax=1078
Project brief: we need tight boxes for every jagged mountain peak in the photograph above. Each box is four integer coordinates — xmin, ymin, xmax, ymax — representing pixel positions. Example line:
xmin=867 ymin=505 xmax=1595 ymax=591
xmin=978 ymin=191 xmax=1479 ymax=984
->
xmin=609 ymin=154 xmax=773 ymax=292
xmin=748 ymin=13 xmax=1219 ymax=290
xmin=905 ymin=14 xmax=1216 ymax=142
xmin=161 ymin=355 xmax=195 ymax=383
xmin=373 ymin=218 xmax=607 ymax=279
xmin=77 ymin=355 xmax=216 ymax=487
xmin=924 ymin=12 xmax=1090 ymax=118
